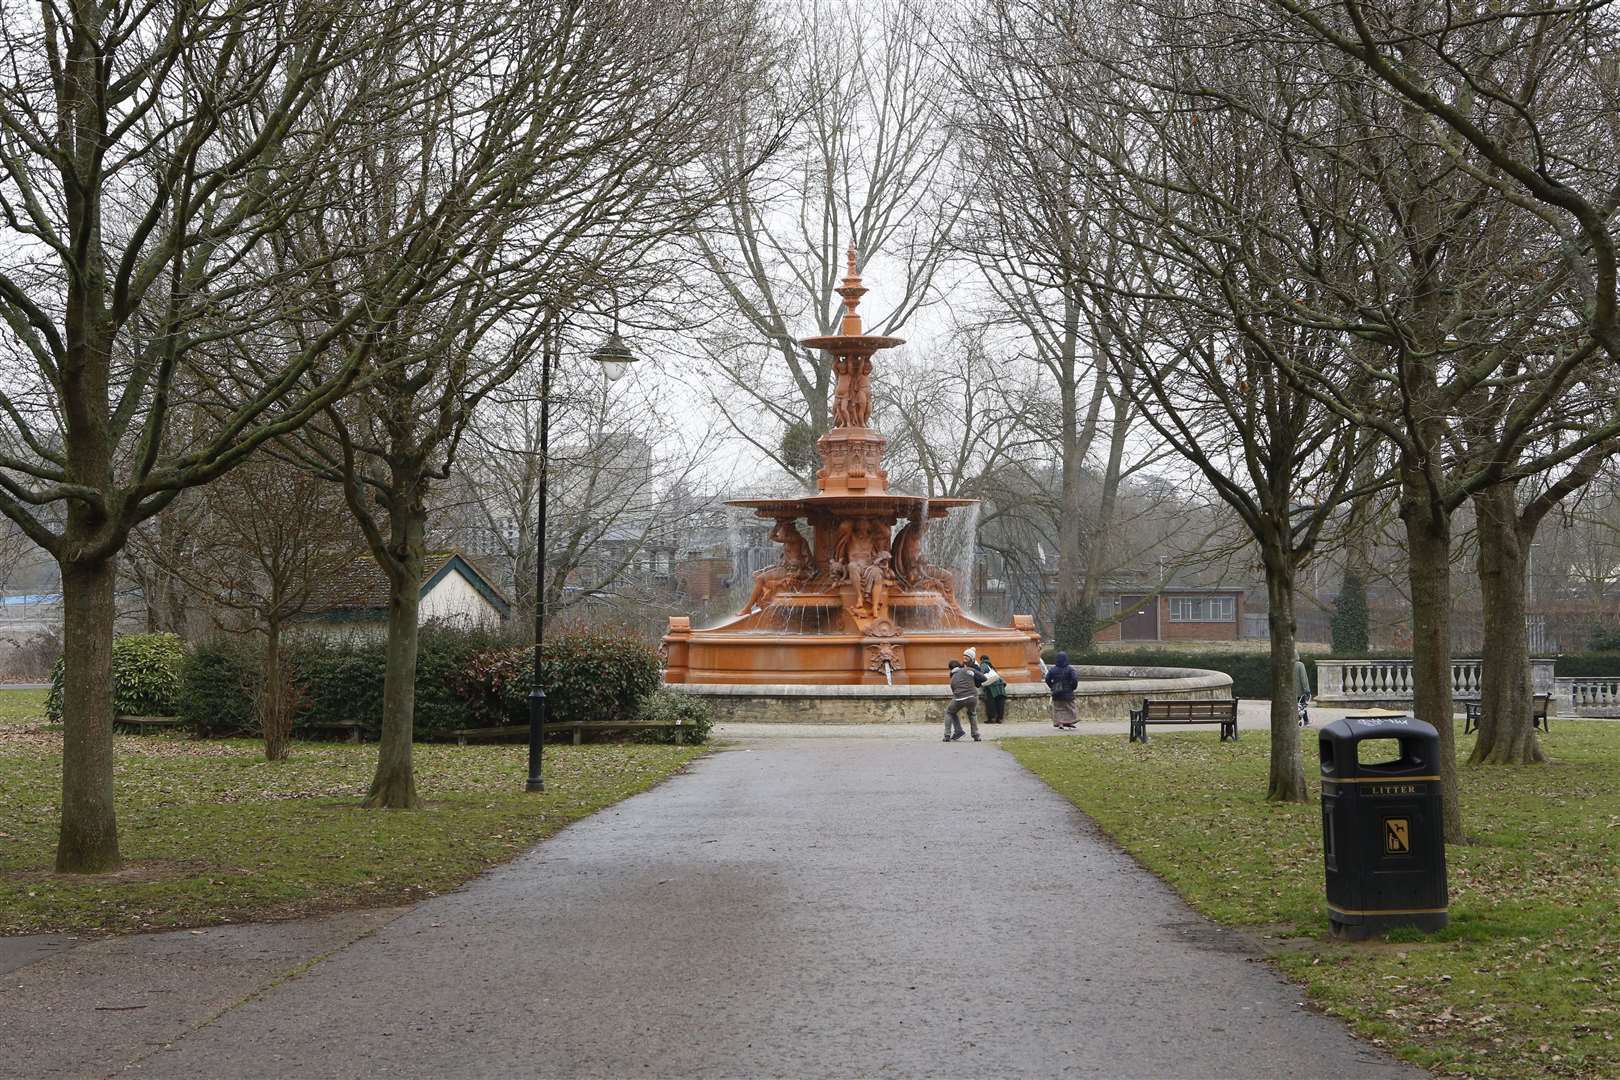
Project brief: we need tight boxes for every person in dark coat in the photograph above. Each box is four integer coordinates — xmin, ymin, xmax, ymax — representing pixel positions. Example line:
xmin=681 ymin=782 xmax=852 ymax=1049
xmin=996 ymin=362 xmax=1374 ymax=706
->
xmin=979 ymin=653 xmax=1007 ymax=723
xmin=1044 ymin=651 xmax=1080 ymax=729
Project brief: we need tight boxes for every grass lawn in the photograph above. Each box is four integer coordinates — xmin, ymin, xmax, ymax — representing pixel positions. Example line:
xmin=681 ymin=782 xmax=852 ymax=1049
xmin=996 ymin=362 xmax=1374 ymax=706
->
xmin=1004 ymin=723 xmax=1620 ymax=1080
xmin=0 ymin=685 xmax=47 ymax=726
xmin=1 ymin=691 xmax=703 ymax=936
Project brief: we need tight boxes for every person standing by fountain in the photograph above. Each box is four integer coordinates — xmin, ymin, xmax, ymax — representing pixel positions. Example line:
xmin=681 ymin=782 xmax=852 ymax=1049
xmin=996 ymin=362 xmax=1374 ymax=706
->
xmin=1045 ymin=651 xmax=1080 ymax=729
xmin=944 ymin=660 xmax=983 ymax=742
xmin=979 ymin=653 xmax=1007 ymax=723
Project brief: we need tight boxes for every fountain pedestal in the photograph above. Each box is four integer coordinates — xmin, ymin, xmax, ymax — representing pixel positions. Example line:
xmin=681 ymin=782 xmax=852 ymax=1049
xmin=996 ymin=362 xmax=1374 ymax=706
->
xmin=663 ymin=247 xmax=1044 ymax=687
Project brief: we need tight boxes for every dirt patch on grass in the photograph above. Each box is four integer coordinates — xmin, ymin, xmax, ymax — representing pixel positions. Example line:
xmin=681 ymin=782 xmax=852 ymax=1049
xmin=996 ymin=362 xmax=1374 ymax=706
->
xmin=3 ymin=859 xmax=214 ymax=886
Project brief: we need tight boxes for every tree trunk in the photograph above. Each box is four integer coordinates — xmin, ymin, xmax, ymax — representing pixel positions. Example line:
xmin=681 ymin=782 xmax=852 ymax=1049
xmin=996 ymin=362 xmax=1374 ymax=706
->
xmin=261 ymin=622 xmax=290 ymax=763
xmin=364 ymin=525 xmax=424 ymax=810
xmin=1262 ymin=539 xmax=1308 ymax=802
xmin=56 ymin=556 xmax=121 ymax=872
xmin=1469 ymin=485 xmax=1544 ymax=765
xmin=1400 ymin=470 xmax=1465 ymax=843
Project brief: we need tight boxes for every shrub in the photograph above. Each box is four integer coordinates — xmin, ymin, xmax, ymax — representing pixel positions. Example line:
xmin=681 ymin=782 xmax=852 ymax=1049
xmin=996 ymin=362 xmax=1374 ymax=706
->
xmin=292 ymin=625 xmax=504 ymax=737
xmin=634 ymin=689 xmax=714 ymax=745
xmin=178 ymin=637 xmax=261 ymax=737
xmin=454 ymin=626 xmax=662 ymax=729
xmin=174 ymin=622 xmax=658 ymax=741
xmin=1053 ymin=603 xmax=1095 ymax=654
xmin=1554 ymin=653 xmax=1620 ymax=678
xmin=1331 ymin=571 xmax=1370 ymax=653
xmin=1584 ymin=624 xmax=1620 ymax=652
xmin=47 ymin=632 xmax=186 ymax=722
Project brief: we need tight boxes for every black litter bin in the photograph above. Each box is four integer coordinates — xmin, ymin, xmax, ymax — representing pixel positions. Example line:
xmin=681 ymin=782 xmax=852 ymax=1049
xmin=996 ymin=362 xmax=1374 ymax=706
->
xmin=1319 ymin=715 xmax=1448 ymax=940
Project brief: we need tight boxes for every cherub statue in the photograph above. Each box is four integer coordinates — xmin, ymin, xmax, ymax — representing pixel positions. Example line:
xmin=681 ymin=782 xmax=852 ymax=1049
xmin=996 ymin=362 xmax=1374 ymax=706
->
xmin=857 ymin=550 xmax=892 ymax=619
xmin=831 ymin=355 xmax=854 ymax=428
xmin=739 ymin=520 xmax=812 ymax=614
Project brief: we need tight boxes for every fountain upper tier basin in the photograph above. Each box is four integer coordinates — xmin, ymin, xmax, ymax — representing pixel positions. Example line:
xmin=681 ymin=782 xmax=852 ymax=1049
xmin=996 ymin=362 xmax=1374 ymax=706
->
xmin=727 ymin=494 xmax=974 ymax=517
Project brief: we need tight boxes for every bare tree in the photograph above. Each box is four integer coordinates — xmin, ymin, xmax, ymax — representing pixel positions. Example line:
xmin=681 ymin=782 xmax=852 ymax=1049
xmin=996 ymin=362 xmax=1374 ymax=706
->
xmin=974 ymin=0 xmax=1386 ymax=801
xmin=1247 ymin=1 xmax=1620 ymax=771
xmin=693 ymin=0 xmax=957 ymax=480
xmin=453 ymin=353 xmax=724 ymax=631
xmin=0 ymin=0 xmax=485 ymax=870
xmin=280 ymin=0 xmax=780 ymax=808
xmin=950 ymin=9 xmax=1171 ymax=637
xmin=129 ymin=460 xmax=356 ymax=760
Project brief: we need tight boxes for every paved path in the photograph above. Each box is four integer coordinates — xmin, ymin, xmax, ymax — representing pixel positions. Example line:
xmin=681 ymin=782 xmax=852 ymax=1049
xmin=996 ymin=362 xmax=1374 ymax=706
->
xmin=5 ymin=736 xmax=1424 ymax=1079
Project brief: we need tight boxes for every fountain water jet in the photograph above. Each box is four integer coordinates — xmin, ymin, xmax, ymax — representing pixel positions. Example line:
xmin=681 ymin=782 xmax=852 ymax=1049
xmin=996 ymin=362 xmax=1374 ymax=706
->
xmin=663 ymin=247 xmax=1043 ymax=688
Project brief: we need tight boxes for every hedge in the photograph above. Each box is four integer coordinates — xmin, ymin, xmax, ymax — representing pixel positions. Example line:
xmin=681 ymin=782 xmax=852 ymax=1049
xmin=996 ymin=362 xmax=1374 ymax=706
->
xmin=1046 ymin=648 xmax=1301 ymax=699
xmin=47 ymin=632 xmax=186 ymax=722
xmin=1550 ymin=653 xmax=1620 ymax=678
xmin=454 ymin=626 xmax=663 ymax=729
xmin=177 ymin=623 xmax=666 ymax=740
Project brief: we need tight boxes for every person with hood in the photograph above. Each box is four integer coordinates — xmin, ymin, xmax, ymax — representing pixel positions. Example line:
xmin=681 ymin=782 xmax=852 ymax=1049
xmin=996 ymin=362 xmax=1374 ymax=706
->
xmin=1044 ymin=651 xmax=1080 ymax=729
xmin=1295 ymin=650 xmax=1313 ymax=727
xmin=944 ymin=659 xmax=984 ymax=742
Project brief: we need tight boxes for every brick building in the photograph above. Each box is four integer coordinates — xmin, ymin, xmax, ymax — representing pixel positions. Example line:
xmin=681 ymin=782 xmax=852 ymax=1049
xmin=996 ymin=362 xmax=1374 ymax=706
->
xmin=1092 ymin=585 xmax=1246 ymax=643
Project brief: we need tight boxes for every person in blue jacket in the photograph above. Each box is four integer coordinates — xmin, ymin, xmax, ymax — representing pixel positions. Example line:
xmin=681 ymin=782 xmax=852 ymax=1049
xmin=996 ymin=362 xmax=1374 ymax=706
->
xmin=1044 ymin=651 xmax=1080 ymax=729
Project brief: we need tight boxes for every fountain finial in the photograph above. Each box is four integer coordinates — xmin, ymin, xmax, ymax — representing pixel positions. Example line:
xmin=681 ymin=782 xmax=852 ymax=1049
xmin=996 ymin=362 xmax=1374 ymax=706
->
xmin=837 ymin=241 xmax=867 ymax=336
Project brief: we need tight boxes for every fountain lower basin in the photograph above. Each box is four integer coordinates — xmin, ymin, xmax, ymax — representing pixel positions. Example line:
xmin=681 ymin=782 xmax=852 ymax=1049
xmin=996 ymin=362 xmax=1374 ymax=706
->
xmin=666 ymin=665 xmax=1234 ymax=724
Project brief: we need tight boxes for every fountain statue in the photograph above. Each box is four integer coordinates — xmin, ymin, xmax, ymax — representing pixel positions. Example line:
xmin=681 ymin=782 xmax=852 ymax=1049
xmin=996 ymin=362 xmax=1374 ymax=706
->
xmin=663 ymin=246 xmax=1044 ymax=687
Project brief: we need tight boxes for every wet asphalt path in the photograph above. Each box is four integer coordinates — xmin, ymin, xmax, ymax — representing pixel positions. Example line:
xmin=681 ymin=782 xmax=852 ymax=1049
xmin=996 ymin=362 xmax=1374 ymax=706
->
xmin=13 ymin=738 xmax=1424 ymax=1079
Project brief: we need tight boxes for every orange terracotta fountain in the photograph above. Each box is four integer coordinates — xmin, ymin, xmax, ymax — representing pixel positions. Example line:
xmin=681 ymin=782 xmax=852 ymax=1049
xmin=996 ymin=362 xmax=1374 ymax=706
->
xmin=663 ymin=247 xmax=1043 ymax=686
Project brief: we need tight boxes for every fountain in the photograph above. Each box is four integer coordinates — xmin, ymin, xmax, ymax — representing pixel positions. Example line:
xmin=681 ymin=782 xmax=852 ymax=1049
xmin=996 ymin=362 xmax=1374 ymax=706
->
xmin=663 ymin=248 xmax=1230 ymax=723
xmin=661 ymin=248 xmax=1043 ymax=715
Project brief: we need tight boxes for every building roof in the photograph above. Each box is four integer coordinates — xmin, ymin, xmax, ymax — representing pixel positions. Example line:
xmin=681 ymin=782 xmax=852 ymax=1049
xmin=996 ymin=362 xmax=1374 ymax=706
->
xmin=314 ymin=550 xmax=510 ymax=617
xmin=1096 ymin=583 xmax=1245 ymax=595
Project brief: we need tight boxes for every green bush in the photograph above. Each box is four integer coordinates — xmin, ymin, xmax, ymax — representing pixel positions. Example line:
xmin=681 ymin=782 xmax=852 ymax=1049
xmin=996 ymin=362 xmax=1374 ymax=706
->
xmin=1553 ymin=653 xmax=1620 ymax=678
xmin=47 ymin=632 xmax=186 ymax=722
xmin=634 ymin=689 xmax=714 ymax=745
xmin=291 ymin=624 xmax=512 ymax=737
xmin=1583 ymin=624 xmax=1620 ymax=652
xmin=174 ymin=622 xmax=659 ymax=740
xmin=1054 ymin=603 xmax=1096 ymax=654
xmin=177 ymin=636 xmax=261 ymax=737
xmin=1331 ymin=571 xmax=1369 ymax=653
xmin=454 ymin=626 xmax=662 ymax=729
xmin=175 ymin=623 xmax=517 ymax=739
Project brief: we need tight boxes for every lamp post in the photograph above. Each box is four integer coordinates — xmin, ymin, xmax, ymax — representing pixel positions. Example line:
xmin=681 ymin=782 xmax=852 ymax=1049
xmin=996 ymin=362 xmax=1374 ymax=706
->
xmin=526 ymin=319 xmax=637 ymax=793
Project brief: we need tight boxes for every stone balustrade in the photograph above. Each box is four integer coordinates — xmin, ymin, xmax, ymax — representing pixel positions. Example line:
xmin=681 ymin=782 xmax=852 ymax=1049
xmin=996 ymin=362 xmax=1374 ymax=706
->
xmin=1315 ymin=658 xmax=1558 ymax=706
xmin=1555 ymin=676 xmax=1620 ymax=717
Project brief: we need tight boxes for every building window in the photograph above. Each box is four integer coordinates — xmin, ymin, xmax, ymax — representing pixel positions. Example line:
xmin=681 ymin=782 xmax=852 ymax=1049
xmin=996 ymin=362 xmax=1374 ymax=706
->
xmin=1169 ymin=596 xmax=1235 ymax=623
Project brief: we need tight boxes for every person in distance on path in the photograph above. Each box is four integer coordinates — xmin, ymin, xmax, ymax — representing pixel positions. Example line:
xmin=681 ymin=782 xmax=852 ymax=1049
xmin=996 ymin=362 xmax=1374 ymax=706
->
xmin=1045 ymin=650 xmax=1080 ymax=729
xmin=944 ymin=659 xmax=983 ymax=742
xmin=1295 ymin=649 xmax=1313 ymax=727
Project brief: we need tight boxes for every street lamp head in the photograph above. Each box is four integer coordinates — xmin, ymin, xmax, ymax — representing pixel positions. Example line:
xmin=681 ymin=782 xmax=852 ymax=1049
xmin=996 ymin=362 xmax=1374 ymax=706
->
xmin=591 ymin=330 xmax=635 ymax=382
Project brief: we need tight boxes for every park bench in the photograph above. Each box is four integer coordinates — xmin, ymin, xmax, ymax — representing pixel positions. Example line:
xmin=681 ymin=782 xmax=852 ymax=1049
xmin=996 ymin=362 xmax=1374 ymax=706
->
xmin=298 ymin=719 xmax=372 ymax=744
xmin=1463 ymin=693 xmax=1551 ymax=735
xmin=114 ymin=714 xmax=184 ymax=734
xmin=1128 ymin=698 xmax=1240 ymax=743
xmin=452 ymin=719 xmax=691 ymax=746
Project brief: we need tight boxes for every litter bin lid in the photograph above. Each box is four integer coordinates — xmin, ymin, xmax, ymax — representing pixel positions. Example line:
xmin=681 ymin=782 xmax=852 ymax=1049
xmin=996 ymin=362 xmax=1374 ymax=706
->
xmin=1320 ymin=714 xmax=1438 ymax=742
